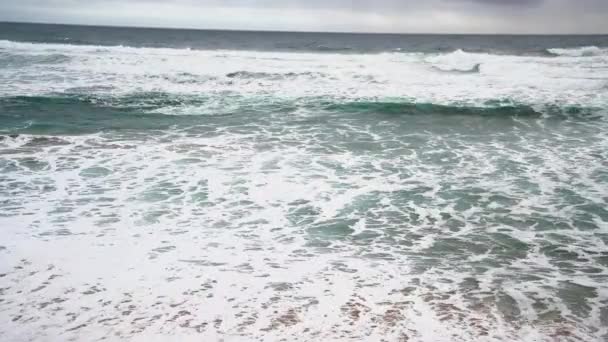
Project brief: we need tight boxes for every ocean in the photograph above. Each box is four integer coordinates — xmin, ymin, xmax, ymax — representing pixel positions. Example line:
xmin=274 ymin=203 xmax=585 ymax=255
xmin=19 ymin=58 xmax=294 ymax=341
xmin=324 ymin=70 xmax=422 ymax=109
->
xmin=0 ymin=22 xmax=607 ymax=341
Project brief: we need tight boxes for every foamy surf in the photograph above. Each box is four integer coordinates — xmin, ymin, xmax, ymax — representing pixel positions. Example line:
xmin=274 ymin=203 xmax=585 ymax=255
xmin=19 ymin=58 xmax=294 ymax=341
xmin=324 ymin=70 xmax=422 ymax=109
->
xmin=547 ymin=45 xmax=608 ymax=57
xmin=1 ymin=39 xmax=607 ymax=113
xmin=1 ymin=26 xmax=608 ymax=342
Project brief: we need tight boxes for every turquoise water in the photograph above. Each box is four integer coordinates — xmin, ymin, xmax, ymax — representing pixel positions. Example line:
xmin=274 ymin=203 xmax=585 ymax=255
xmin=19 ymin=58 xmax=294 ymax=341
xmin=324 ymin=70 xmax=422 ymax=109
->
xmin=0 ymin=24 xmax=607 ymax=341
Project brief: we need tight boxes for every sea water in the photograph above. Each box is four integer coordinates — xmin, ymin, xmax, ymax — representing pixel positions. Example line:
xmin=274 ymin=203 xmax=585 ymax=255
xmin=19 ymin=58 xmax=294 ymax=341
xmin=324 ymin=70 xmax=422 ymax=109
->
xmin=0 ymin=23 xmax=607 ymax=341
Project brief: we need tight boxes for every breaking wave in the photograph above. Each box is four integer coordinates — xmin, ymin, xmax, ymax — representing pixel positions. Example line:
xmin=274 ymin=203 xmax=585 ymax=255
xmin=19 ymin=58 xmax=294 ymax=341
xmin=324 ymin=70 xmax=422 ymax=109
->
xmin=546 ymin=45 xmax=608 ymax=57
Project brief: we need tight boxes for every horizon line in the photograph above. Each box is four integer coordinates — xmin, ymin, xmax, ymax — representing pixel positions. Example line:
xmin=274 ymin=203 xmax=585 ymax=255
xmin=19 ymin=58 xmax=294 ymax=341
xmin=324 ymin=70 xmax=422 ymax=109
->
xmin=2 ymin=20 xmax=608 ymax=36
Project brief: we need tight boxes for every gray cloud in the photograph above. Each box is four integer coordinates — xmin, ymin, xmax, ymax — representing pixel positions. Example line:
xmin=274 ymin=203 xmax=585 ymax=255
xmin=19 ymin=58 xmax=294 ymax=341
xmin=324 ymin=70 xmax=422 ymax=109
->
xmin=466 ymin=0 xmax=541 ymax=4
xmin=0 ymin=0 xmax=607 ymax=33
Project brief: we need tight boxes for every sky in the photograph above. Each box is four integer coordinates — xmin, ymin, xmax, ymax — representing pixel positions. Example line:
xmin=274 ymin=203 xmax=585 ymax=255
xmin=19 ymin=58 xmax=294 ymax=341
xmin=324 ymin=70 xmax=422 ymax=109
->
xmin=0 ymin=0 xmax=607 ymax=34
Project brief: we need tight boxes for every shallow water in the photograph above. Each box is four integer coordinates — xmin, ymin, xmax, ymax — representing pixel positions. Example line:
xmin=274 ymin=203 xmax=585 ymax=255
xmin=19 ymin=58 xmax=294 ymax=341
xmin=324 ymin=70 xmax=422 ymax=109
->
xmin=0 ymin=23 xmax=607 ymax=341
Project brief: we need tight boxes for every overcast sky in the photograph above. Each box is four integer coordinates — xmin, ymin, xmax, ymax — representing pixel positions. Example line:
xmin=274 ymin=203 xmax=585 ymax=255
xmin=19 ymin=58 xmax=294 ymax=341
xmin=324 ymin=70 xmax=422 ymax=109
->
xmin=0 ymin=0 xmax=607 ymax=34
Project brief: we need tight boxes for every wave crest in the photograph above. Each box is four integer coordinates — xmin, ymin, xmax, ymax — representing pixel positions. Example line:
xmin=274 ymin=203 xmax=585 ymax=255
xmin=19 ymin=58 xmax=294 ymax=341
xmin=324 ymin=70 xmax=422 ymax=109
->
xmin=546 ymin=46 xmax=608 ymax=57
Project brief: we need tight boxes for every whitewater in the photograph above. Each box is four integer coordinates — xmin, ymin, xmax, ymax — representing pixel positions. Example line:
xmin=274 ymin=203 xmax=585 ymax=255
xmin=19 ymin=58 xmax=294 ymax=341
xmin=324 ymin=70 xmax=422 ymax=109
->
xmin=1 ymin=26 xmax=608 ymax=342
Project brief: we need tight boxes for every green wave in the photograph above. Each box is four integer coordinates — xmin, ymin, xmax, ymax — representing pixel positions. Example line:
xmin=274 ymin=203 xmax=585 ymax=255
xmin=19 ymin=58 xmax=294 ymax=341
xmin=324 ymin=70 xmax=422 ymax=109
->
xmin=0 ymin=94 xmax=206 ymax=135
xmin=0 ymin=94 xmax=603 ymax=135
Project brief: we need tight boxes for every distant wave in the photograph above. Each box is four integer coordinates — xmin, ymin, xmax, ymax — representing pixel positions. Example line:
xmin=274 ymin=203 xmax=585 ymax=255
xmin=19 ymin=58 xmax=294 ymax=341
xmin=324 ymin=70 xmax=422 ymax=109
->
xmin=546 ymin=46 xmax=608 ymax=57
xmin=426 ymin=49 xmax=485 ymax=74
xmin=3 ymin=38 xmax=607 ymax=60
xmin=0 ymin=39 xmax=188 ymax=56
xmin=2 ymin=39 xmax=607 ymax=119
xmin=431 ymin=63 xmax=481 ymax=74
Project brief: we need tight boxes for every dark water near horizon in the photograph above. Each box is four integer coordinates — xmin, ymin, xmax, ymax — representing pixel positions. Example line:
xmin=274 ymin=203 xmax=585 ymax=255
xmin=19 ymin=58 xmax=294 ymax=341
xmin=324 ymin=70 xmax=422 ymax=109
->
xmin=0 ymin=22 xmax=607 ymax=342
xmin=2 ymin=22 xmax=608 ymax=54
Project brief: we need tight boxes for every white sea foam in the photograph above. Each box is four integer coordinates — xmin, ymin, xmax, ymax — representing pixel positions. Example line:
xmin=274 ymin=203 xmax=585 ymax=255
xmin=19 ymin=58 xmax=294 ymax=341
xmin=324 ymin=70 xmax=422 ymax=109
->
xmin=548 ymin=45 xmax=608 ymax=57
xmin=1 ymin=116 xmax=607 ymax=341
xmin=1 ymin=40 xmax=608 ymax=341
xmin=1 ymin=40 xmax=607 ymax=113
